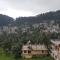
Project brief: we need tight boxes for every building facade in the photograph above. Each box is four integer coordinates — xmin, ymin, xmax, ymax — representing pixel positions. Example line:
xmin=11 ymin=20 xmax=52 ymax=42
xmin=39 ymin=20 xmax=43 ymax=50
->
xmin=50 ymin=40 xmax=60 ymax=60
xmin=21 ymin=44 xmax=48 ymax=58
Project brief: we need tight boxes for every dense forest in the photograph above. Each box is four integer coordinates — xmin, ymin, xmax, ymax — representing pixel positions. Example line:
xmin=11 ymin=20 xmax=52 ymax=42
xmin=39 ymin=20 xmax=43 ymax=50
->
xmin=0 ymin=10 xmax=60 ymax=26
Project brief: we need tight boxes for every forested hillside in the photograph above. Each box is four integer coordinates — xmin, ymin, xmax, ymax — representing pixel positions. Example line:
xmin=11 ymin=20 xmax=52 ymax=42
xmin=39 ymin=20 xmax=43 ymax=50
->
xmin=0 ymin=14 xmax=14 ymax=26
xmin=15 ymin=10 xmax=60 ymax=26
xmin=0 ymin=10 xmax=59 ymax=60
xmin=0 ymin=10 xmax=60 ymax=26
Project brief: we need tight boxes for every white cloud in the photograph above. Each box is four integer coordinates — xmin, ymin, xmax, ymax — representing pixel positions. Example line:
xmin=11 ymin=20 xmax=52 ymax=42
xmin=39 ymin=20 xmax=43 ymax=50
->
xmin=0 ymin=0 xmax=60 ymax=18
xmin=0 ymin=8 xmax=34 ymax=18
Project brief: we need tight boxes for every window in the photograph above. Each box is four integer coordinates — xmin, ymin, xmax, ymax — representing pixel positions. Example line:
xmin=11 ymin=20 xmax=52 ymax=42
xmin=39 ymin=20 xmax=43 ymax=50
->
xmin=28 ymin=50 xmax=31 ymax=53
xmin=55 ymin=56 xmax=57 ymax=59
xmin=58 ymin=48 xmax=59 ymax=51
xmin=24 ymin=50 xmax=27 ymax=53
xmin=42 ymin=50 xmax=44 ymax=53
xmin=59 ymin=44 xmax=60 ymax=47
xmin=55 ymin=46 xmax=57 ymax=50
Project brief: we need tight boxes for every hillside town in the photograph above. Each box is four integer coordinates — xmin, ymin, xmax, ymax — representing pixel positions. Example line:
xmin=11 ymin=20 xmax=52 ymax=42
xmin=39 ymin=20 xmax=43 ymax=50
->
xmin=21 ymin=40 xmax=60 ymax=60
xmin=0 ymin=21 xmax=60 ymax=60
xmin=0 ymin=0 xmax=60 ymax=60
xmin=0 ymin=21 xmax=60 ymax=34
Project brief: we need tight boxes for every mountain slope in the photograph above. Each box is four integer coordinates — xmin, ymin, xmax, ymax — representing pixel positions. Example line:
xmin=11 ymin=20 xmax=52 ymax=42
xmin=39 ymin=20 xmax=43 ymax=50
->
xmin=15 ymin=10 xmax=60 ymax=26
xmin=0 ymin=10 xmax=60 ymax=26
xmin=0 ymin=14 xmax=14 ymax=26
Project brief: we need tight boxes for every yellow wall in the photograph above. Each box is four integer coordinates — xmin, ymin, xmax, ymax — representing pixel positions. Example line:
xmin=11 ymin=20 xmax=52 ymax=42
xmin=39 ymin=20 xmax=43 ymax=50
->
xmin=22 ymin=54 xmax=32 ymax=58
xmin=21 ymin=50 xmax=48 ymax=58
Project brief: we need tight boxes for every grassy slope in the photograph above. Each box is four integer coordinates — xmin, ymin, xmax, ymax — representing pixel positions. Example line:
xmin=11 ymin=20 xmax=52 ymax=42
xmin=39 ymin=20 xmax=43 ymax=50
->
xmin=0 ymin=48 xmax=14 ymax=60
xmin=20 ymin=56 xmax=54 ymax=60
xmin=0 ymin=48 xmax=54 ymax=60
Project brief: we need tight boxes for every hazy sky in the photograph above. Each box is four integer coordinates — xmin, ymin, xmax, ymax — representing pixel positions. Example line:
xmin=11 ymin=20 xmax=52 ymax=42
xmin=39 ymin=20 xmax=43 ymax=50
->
xmin=0 ymin=0 xmax=60 ymax=18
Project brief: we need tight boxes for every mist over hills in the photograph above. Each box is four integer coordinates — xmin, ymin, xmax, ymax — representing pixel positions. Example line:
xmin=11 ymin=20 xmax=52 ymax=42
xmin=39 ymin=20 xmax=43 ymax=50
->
xmin=0 ymin=10 xmax=60 ymax=26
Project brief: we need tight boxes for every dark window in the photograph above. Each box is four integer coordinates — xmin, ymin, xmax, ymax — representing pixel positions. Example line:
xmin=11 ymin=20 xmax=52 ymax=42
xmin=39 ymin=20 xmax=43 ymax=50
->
xmin=55 ymin=56 xmax=57 ymax=59
xmin=59 ymin=44 xmax=60 ymax=47
xmin=42 ymin=50 xmax=44 ymax=53
xmin=28 ymin=50 xmax=31 ymax=53
xmin=24 ymin=50 xmax=27 ymax=53
xmin=55 ymin=46 xmax=57 ymax=50
xmin=10 ymin=28 xmax=12 ymax=31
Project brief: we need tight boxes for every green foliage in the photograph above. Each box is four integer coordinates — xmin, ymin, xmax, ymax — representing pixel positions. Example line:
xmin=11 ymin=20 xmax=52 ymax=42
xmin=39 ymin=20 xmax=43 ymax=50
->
xmin=0 ymin=26 xmax=53 ymax=59
xmin=0 ymin=48 xmax=54 ymax=60
xmin=18 ymin=56 xmax=54 ymax=60
xmin=0 ymin=48 xmax=15 ymax=60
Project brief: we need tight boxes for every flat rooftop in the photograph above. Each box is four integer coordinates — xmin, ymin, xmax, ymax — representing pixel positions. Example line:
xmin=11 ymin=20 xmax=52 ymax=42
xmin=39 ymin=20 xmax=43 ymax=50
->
xmin=51 ymin=40 xmax=60 ymax=45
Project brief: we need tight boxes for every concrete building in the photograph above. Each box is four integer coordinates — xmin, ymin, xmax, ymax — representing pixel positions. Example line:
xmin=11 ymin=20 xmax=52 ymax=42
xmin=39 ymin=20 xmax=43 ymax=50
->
xmin=50 ymin=40 xmax=60 ymax=60
xmin=21 ymin=44 xmax=48 ymax=58
xmin=0 ymin=26 xmax=18 ymax=34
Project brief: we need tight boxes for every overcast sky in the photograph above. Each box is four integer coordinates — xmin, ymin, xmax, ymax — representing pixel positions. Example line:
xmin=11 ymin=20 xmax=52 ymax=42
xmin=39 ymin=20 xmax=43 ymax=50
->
xmin=0 ymin=0 xmax=60 ymax=18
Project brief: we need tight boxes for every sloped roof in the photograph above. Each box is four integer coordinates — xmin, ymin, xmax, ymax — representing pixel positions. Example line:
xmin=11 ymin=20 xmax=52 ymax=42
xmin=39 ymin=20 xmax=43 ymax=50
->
xmin=22 ymin=44 xmax=48 ymax=50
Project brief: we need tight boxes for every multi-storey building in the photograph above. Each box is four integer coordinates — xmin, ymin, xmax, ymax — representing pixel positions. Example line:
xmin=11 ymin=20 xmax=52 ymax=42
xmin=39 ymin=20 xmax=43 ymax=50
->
xmin=21 ymin=43 xmax=48 ymax=58
xmin=50 ymin=40 xmax=60 ymax=60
